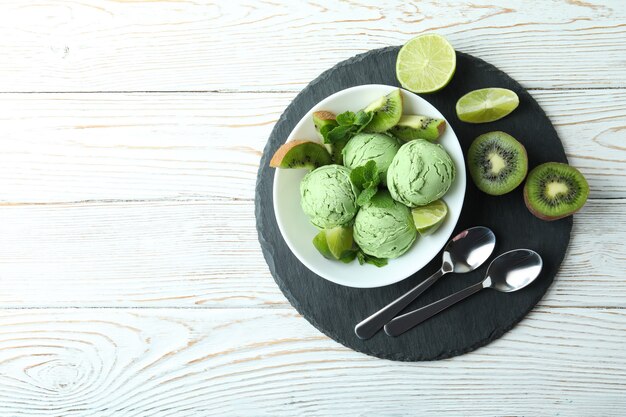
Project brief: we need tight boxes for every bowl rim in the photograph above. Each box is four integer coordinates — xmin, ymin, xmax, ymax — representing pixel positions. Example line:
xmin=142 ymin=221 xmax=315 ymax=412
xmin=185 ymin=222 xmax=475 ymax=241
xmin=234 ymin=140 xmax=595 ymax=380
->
xmin=272 ymin=84 xmax=466 ymax=288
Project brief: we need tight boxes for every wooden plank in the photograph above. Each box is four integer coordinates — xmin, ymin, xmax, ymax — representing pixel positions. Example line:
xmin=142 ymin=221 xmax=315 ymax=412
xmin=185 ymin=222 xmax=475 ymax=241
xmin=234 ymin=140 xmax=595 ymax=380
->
xmin=0 ymin=307 xmax=624 ymax=416
xmin=0 ymin=0 xmax=625 ymax=92
xmin=0 ymin=90 xmax=624 ymax=203
xmin=0 ymin=199 xmax=623 ymax=308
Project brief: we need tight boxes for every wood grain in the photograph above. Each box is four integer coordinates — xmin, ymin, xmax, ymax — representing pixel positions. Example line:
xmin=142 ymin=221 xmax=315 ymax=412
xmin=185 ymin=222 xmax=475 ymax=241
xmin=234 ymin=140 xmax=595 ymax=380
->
xmin=1 ymin=0 xmax=625 ymax=413
xmin=0 ymin=90 xmax=624 ymax=203
xmin=0 ymin=308 xmax=624 ymax=416
xmin=0 ymin=199 xmax=623 ymax=308
xmin=0 ymin=0 xmax=624 ymax=92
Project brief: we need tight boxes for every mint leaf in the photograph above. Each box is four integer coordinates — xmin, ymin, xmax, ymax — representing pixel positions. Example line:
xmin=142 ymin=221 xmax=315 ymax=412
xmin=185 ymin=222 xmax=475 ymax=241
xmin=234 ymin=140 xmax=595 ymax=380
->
xmin=354 ymin=110 xmax=374 ymax=128
xmin=364 ymin=254 xmax=388 ymax=267
xmin=350 ymin=164 xmax=367 ymax=189
xmin=319 ymin=124 xmax=334 ymax=143
xmin=362 ymin=160 xmax=379 ymax=185
xmin=339 ymin=249 xmax=357 ymax=264
xmin=355 ymin=250 xmax=388 ymax=267
xmin=328 ymin=111 xmax=374 ymax=145
xmin=369 ymin=191 xmax=394 ymax=208
xmin=362 ymin=180 xmax=375 ymax=189
xmin=356 ymin=251 xmax=365 ymax=265
xmin=327 ymin=125 xmax=354 ymax=144
xmin=350 ymin=160 xmax=380 ymax=197
xmin=336 ymin=111 xmax=355 ymax=126
xmin=356 ymin=186 xmax=377 ymax=206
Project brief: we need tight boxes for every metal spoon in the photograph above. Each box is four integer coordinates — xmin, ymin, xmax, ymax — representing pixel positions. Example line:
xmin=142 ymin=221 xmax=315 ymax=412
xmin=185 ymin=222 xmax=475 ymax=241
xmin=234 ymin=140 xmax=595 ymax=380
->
xmin=354 ymin=226 xmax=496 ymax=340
xmin=384 ymin=249 xmax=543 ymax=337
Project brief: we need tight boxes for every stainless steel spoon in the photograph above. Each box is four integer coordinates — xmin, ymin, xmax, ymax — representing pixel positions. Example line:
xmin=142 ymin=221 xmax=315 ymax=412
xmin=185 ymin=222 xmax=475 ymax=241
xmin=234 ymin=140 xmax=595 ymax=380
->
xmin=384 ymin=249 xmax=543 ymax=337
xmin=354 ymin=226 xmax=496 ymax=340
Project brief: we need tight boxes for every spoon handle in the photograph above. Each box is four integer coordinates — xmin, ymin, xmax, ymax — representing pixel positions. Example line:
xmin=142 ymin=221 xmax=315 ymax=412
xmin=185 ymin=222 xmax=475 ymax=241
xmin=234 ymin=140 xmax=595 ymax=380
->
xmin=384 ymin=281 xmax=485 ymax=337
xmin=354 ymin=269 xmax=445 ymax=340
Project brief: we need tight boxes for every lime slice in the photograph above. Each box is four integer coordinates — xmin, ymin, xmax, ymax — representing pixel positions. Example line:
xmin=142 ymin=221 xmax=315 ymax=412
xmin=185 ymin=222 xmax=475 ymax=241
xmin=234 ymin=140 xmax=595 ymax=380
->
xmin=411 ymin=200 xmax=448 ymax=236
xmin=396 ymin=34 xmax=456 ymax=94
xmin=456 ymin=88 xmax=519 ymax=123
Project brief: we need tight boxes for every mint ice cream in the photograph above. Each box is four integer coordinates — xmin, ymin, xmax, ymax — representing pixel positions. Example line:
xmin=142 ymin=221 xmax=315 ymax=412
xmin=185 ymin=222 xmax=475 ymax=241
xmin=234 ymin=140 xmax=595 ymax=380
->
xmin=387 ymin=139 xmax=455 ymax=207
xmin=300 ymin=164 xmax=359 ymax=229
xmin=342 ymin=133 xmax=401 ymax=184
xmin=353 ymin=191 xmax=417 ymax=259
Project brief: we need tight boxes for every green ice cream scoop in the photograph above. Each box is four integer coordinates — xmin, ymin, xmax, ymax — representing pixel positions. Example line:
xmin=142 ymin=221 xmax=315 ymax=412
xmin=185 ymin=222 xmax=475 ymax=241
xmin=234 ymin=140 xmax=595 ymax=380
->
xmin=387 ymin=139 xmax=455 ymax=207
xmin=354 ymin=191 xmax=417 ymax=259
xmin=342 ymin=133 xmax=401 ymax=184
xmin=300 ymin=164 xmax=359 ymax=229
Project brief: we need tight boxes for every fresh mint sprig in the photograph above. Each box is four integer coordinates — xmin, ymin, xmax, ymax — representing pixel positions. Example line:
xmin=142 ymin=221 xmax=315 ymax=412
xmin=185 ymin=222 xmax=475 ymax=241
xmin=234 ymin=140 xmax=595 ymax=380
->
xmin=350 ymin=160 xmax=380 ymax=206
xmin=356 ymin=250 xmax=388 ymax=267
xmin=322 ymin=110 xmax=374 ymax=144
xmin=338 ymin=248 xmax=387 ymax=267
xmin=368 ymin=189 xmax=394 ymax=208
xmin=338 ymin=249 xmax=357 ymax=264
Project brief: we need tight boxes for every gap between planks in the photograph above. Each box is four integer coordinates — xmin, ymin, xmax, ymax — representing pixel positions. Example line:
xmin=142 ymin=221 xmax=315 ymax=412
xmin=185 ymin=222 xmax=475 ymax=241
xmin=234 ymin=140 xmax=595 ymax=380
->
xmin=0 ymin=197 xmax=621 ymax=207
xmin=0 ymin=87 xmax=626 ymax=94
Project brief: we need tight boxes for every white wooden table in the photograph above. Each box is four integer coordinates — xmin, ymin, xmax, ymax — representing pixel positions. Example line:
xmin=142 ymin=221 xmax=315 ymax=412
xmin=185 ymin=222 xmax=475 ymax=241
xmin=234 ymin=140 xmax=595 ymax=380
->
xmin=1 ymin=1 xmax=625 ymax=415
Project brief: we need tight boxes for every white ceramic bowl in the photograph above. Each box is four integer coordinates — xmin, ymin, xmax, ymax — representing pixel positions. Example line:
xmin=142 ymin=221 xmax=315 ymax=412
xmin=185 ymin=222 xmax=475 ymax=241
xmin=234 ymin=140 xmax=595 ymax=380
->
xmin=273 ymin=84 xmax=466 ymax=288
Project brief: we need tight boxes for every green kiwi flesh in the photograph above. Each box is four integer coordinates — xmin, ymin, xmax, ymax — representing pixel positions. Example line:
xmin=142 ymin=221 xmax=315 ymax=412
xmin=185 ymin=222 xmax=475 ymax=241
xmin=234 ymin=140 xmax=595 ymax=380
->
xmin=467 ymin=131 xmax=528 ymax=195
xmin=524 ymin=162 xmax=589 ymax=221
xmin=363 ymin=89 xmax=403 ymax=133
xmin=270 ymin=140 xmax=332 ymax=170
xmin=389 ymin=115 xmax=446 ymax=141
xmin=312 ymin=111 xmax=346 ymax=164
xmin=312 ymin=111 xmax=338 ymax=136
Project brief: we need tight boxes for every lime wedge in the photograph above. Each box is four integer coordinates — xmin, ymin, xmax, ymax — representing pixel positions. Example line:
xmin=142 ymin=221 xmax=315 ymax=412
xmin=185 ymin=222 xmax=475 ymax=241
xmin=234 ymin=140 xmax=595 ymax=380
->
xmin=396 ymin=34 xmax=456 ymax=94
xmin=312 ymin=226 xmax=354 ymax=260
xmin=456 ymin=88 xmax=519 ymax=123
xmin=325 ymin=226 xmax=354 ymax=259
xmin=411 ymin=200 xmax=448 ymax=236
xmin=312 ymin=230 xmax=333 ymax=259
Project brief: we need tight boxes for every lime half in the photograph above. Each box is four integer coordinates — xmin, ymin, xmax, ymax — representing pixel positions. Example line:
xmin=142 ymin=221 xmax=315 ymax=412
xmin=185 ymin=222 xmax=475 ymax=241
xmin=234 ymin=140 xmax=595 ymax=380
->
xmin=456 ymin=88 xmax=519 ymax=123
xmin=411 ymin=200 xmax=448 ymax=236
xmin=396 ymin=34 xmax=456 ymax=94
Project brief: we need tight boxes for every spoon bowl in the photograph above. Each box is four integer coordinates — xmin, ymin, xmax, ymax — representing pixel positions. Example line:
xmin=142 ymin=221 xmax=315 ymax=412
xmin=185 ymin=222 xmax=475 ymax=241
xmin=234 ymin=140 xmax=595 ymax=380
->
xmin=444 ymin=227 xmax=497 ymax=273
xmin=485 ymin=249 xmax=543 ymax=292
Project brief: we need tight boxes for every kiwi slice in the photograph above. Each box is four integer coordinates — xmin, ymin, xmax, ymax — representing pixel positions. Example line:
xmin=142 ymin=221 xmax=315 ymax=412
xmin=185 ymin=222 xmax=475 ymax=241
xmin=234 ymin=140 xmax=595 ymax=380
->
xmin=467 ymin=131 xmax=528 ymax=195
xmin=270 ymin=140 xmax=332 ymax=170
xmin=524 ymin=162 xmax=589 ymax=221
xmin=389 ymin=115 xmax=446 ymax=141
xmin=363 ymin=89 xmax=403 ymax=133
xmin=312 ymin=226 xmax=354 ymax=260
xmin=312 ymin=111 xmax=347 ymax=164
xmin=312 ymin=111 xmax=338 ymax=136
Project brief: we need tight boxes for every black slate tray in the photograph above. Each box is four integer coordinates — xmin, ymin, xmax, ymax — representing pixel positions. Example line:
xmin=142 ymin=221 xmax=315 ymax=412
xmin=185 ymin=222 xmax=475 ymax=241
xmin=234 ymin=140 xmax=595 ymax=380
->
xmin=255 ymin=47 xmax=571 ymax=361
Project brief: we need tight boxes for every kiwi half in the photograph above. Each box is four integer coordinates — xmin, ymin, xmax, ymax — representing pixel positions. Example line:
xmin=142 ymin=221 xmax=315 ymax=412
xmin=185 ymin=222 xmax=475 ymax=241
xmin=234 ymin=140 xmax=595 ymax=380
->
xmin=270 ymin=140 xmax=332 ymax=170
xmin=467 ymin=131 xmax=528 ymax=195
xmin=524 ymin=162 xmax=589 ymax=221
xmin=389 ymin=115 xmax=446 ymax=141
xmin=363 ymin=89 xmax=403 ymax=133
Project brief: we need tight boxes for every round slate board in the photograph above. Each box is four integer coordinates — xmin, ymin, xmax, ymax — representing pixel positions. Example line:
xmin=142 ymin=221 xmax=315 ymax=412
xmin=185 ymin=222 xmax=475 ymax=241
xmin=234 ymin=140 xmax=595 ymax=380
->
xmin=255 ymin=47 xmax=572 ymax=361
